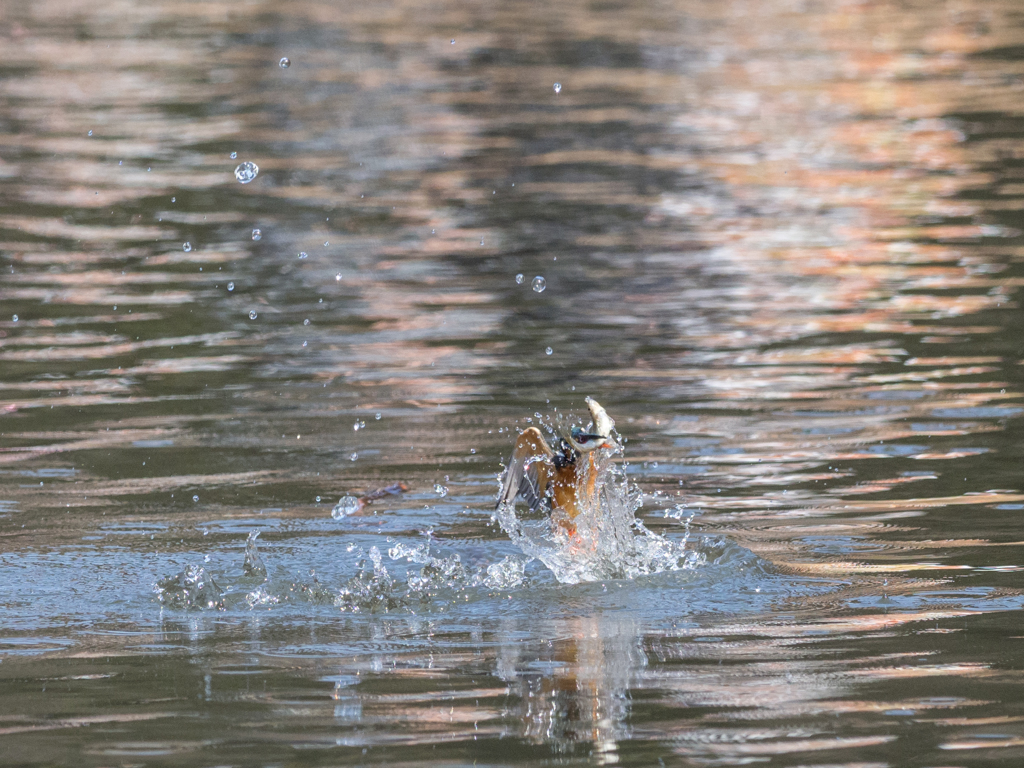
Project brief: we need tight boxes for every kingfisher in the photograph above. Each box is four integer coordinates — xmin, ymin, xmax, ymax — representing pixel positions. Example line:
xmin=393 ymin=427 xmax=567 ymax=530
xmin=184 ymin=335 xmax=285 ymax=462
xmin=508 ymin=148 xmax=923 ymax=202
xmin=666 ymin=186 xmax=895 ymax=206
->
xmin=496 ymin=397 xmax=617 ymax=530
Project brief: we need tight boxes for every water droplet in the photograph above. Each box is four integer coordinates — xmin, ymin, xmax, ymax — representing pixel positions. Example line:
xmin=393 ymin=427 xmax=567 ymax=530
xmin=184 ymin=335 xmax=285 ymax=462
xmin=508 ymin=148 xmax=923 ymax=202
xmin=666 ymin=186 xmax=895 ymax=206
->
xmin=230 ymin=151 xmax=237 ymax=159
xmin=434 ymin=483 xmax=449 ymax=497
xmin=192 ymin=495 xmax=199 ymax=502
xmin=234 ymin=161 xmax=259 ymax=184
xmin=171 ymin=197 xmax=176 ymax=203
xmin=545 ymin=346 xmax=553 ymax=355
xmin=350 ymin=452 xmax=358 ymax=462
xmin=323 ymin=241 xmax=329 ymax=247
xmin=532 ymin=276 xmax=546 ymax=292
xmin=182 ymin=242 xmax=192 ymax=252
xmin=12 ymin=315 xmax=18 ymax=322
xmin=336 ymin=273 xmax=342 ymax=281
xmin=515 ymin=273 xmax=524 ymax=284
xmin=316 ymin=496 xmax=321 ymax=502
xmin=227 ymin=282 xmax=234 ymax=291
xmin=87 ymin=130 xmax=93 ymax=136
xmin=249 ymin=310 xmax=258 ymax=320
xmin=353 ymin=419 xmax=365 ymax=431
xmin=553 ymin=82 xmax=562 ymax=94
xmin=298 ymin=252 xmax=308 ymax=259
xmin=302 ymin=340 xmax=307 ymax=347
xmin=375 ymin=413 xmax=381 ymax=420
xmin=450 ymin=38 xmax=455 ymax=44
xmin=303 ymin=318 xmax=310 ymax=326
xmin=332 ymin=496 xmax=362 ymax=519
xmin=279 ymin=57 xmax=291 ymax=68
xmin=251 ymin=228 xmax=262 ymax=241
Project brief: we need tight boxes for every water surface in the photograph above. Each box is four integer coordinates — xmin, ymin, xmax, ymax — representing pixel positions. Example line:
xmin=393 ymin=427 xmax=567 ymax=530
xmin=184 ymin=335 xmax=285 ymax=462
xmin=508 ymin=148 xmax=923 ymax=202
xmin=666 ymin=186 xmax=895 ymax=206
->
xmin=3 ymin=0 xmax=1024 ymax=764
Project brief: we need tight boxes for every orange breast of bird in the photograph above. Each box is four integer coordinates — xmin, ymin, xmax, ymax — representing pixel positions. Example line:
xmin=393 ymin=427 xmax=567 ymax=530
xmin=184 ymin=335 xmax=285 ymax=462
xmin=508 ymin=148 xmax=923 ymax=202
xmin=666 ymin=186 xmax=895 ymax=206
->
xmin=550 ymin=466 xmax=579 ymax=521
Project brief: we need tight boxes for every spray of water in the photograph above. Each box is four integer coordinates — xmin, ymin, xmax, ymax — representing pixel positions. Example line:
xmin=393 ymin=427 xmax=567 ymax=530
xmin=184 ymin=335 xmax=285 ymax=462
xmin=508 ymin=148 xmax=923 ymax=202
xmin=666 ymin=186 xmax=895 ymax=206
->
xmin=495 ymin=425 xmax=701 ymax=585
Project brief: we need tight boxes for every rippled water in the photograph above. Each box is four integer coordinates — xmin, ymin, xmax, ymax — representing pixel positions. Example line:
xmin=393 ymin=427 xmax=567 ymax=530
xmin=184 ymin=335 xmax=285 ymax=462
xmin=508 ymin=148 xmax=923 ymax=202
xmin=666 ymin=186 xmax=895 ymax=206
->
xmin=4 ymin=0 xmax=1024 ymax=764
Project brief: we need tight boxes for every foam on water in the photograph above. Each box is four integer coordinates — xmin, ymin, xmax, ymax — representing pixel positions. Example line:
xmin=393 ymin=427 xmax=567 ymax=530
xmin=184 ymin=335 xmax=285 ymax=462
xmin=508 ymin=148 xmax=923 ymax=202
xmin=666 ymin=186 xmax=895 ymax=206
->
xmin=495 ymin=423 xmax=702 ymax=585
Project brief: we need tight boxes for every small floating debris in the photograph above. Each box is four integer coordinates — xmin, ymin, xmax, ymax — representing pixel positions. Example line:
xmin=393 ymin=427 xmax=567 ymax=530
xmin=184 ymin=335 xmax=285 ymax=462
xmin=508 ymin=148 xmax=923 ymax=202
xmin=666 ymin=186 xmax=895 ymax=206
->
xmin=361 ymin=481 xmax=409 ymax=503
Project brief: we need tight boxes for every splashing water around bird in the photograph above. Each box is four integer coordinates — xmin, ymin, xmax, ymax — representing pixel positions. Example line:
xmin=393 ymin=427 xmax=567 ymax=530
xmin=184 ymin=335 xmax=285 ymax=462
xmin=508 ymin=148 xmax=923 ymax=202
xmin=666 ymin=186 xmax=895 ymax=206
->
xmin=494 ymin=399 xmax=702 ymax=584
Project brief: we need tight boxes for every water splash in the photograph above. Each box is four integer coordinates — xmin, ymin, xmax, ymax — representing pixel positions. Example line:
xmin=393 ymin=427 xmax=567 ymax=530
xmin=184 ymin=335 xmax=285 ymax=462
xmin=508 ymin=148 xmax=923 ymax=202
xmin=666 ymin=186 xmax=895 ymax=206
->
xmin=335 ymin=546 xmax=402 ymax=612
xmin=495 ymin=436 xmax=701 ymax=585
xmin=243 ymin=529 xmax=267 ymax=579
xmin=155 ymin=565 xmax=224 ymax=610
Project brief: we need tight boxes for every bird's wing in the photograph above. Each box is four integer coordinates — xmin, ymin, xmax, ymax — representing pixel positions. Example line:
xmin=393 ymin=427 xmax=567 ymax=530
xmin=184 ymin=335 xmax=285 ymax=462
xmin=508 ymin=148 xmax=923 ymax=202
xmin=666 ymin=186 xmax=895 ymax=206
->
xmin=497 ymin=427 xmax=555 ymax=511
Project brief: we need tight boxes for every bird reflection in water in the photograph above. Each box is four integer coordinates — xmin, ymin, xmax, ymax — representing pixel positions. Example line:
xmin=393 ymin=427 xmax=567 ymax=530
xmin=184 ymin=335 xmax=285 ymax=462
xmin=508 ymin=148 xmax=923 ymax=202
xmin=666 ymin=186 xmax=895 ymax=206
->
xmin=496 ymin=614 xmax=644 ymax=762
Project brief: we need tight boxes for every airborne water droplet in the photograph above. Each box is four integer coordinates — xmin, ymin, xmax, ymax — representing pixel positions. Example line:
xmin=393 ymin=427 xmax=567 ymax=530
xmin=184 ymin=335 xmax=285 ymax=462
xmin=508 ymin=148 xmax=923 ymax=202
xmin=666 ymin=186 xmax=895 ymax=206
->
xmin=545 ymin=346 xmax=553 ymax=355
xmin=279 ymin=57 xmax=291 ymax=68
xmin=182 ymin=242 xmax=192 ymax=252
xmin=234 ymin=161 xmax=259 ymax=184
xmin=249 ymin=310 xmax=257 ymax=320
xmin=434 ymin=484 xmax=449 ymax=497
xmin=12 ymin=315 xmax=18 ymax=322
xmin=192 ymin=495 xmax=199 ymax=502
xmin=227 ymin=282 xmax=234 ymax=291
xmin=251 ymin=228 xmax=262 ymax=240
xmin=532 ymin=276 xmax=546 ymax=292
xmin=336 ymin=273 xmax=342 ymax=281
xmin=303 ymin=318 xmax=310 ymax=326
xmin=230 ymin=151 xmax=237 ymax=159
xmin=553 ymin=82 xmax=562 ymax=94
xmin=515 ymin=273 xmax=524 ymax=285
xmin=298 ymin=252 xmax=308 ymax=259
xmin=332 ymin=496 xmax=362 ymax=519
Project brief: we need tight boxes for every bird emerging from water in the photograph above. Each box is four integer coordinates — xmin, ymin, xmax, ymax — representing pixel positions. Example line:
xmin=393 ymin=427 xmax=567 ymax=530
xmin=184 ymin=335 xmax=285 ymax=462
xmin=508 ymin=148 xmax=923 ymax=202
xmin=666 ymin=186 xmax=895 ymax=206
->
xmin=497 ymin=397 xmax=618 ymax=533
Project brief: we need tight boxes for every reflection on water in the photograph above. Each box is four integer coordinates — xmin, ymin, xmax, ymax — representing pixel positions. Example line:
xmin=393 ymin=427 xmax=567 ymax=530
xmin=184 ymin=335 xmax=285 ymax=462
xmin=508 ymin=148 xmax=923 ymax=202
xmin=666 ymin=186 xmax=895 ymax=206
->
xmin=3 ymin=0 xmax=1024 ymax=764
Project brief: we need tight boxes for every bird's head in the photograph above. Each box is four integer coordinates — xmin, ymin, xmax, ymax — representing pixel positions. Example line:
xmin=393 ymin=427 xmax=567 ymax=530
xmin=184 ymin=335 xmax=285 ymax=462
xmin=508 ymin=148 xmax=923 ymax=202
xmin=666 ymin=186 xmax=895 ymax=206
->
xmin=567 ymin=425 xmax=614 ymax=453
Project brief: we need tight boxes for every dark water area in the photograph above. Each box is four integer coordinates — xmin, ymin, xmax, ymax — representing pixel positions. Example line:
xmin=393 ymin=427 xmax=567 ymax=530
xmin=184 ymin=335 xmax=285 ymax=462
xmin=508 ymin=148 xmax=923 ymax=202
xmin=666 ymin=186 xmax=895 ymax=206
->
xmin=4 ymin=0 xmax=1024 ymax=764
